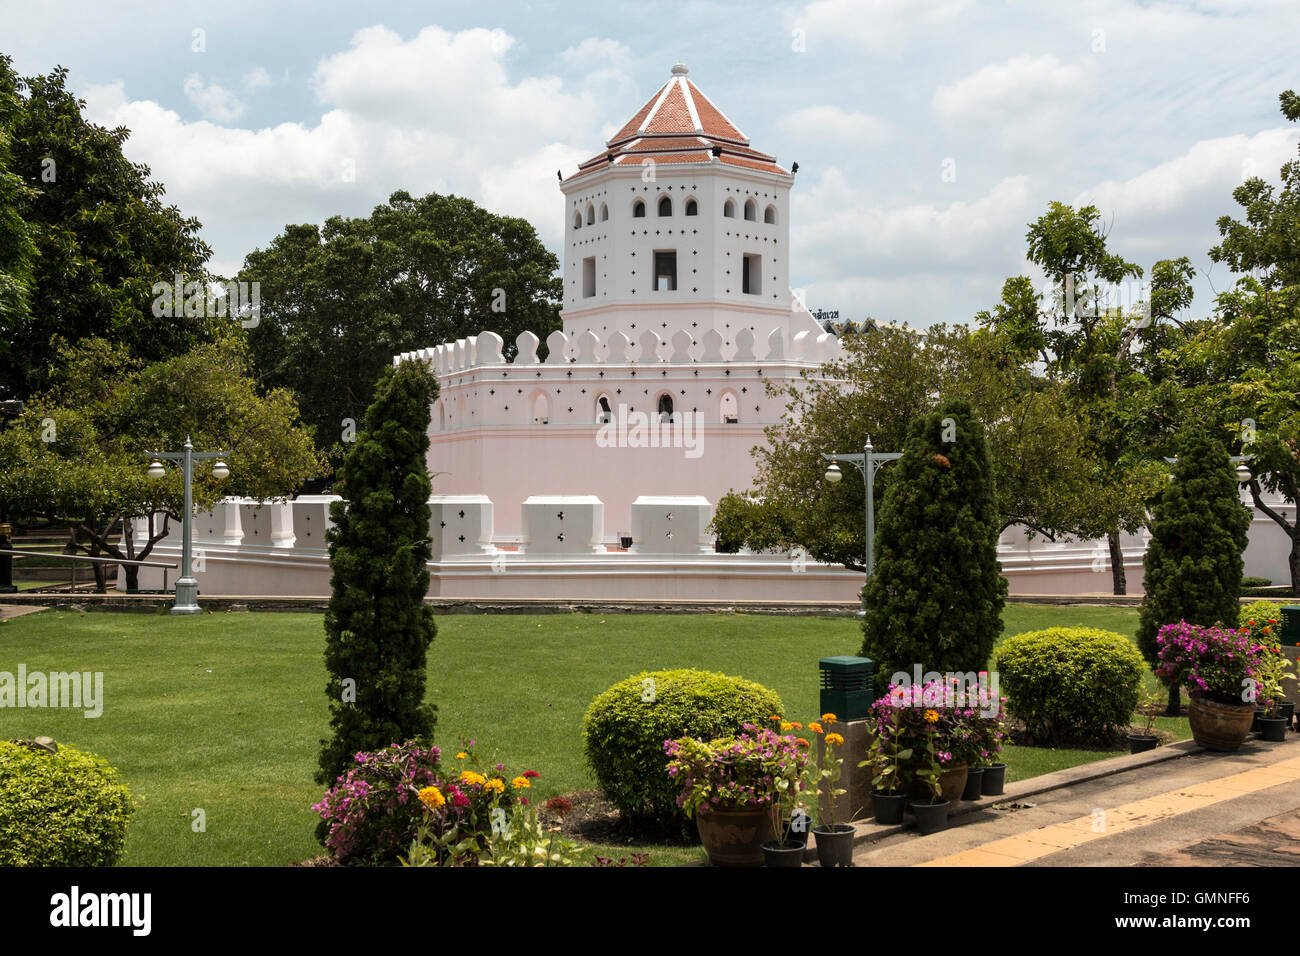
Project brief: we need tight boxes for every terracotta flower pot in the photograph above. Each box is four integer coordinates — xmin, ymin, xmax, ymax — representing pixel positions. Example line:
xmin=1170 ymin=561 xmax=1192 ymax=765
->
xmin=695 ymin=804 xmax=777 ymax=867
xmin=1188 ymin=697 xmax=1257 ymax=752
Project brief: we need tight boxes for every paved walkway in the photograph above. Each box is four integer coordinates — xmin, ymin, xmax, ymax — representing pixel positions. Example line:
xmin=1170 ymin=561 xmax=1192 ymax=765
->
xmin=852 ymin=734 xmax=1300 ymax=867
xmin=0 ymin=604 xmax=47 ymax=622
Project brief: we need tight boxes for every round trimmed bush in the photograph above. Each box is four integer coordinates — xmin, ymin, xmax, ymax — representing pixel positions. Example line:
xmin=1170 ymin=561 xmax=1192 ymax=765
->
xmin=996 ymin=628 xmax=1145 ymax=745
xmin=0 ymin=740 xmax=134 ymax=866
xmin=582 ymin=669 xmax=783 ymax=828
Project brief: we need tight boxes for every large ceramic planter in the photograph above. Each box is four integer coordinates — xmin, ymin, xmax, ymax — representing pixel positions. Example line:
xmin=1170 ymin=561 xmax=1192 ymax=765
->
xmin=1188 ymin=697 xmax=1257 ymax=752
xmin=696 ymin=805 xmax=777 ymax=867
xmin=812 ymin=824 xmax=855 ymax=867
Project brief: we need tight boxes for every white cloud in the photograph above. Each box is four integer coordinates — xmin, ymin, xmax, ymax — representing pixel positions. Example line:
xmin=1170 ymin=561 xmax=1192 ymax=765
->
xmin=182 ymin=74 xmax=245 ymax=124
xmin=791 ymin=0 xmax=973 ymax=54
xmin=779 ymin=105 xmax=888 ymax=143
xmin=242 ymin=67 xmax=273 ymax=92
xmin=561 ymin=38 xmax=631 ymax=67
xmin=81 ymin=25 xmax=636 ymax=277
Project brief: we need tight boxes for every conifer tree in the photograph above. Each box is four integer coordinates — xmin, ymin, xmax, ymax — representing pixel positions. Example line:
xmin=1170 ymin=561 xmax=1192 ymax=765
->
xmin=860 ymin=400 xmax=1007 ymax=681
xmin=1136 ymin=430 xmax=1251 ymax=715
xmin=317 ymin=360 xmax=439 ymax=787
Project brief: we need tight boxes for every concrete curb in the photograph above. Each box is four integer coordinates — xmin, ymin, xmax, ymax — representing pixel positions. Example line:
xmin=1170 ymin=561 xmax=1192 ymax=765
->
xmin=810 ymin=739 xmax=1203 ymax=857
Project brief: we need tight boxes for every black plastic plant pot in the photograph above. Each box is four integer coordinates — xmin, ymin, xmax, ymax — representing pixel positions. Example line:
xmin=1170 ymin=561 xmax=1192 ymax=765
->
xmin=961 ymin=767 xmax=985 ymax=800
xmin=760 ymin=840 xmax=806 ymax=867
xmin=812 ymin=824 xmax=855 ymax=867
xmin=788 ymin=810 xmax=812 ymax=846
xmin=909 ymin=799 xmax=951 ymax=835
xmin=981 ymin=763 xmax=1007 ymax=796
xmin=1279 ymin=701 xmax=1296 ymax=728
xmin=870 ymin=790 xmax=907 ymax=825
xmin=1127 ymin=734 xmax=1159 ymax=754
xmin=1251 ymin=708 xmax=1266 ymax=733
xmin=1258 ymin=716 xmax=1288 ymax=742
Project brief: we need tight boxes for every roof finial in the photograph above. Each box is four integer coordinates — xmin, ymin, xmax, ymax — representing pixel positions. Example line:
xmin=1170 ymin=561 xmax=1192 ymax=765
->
xmin=671 ymin=62 xmax=689 ymax=76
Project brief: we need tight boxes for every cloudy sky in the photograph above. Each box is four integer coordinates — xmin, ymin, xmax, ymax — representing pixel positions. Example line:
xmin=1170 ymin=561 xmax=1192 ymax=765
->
xmin=4 ymin=0 xmax=1298 ymax=327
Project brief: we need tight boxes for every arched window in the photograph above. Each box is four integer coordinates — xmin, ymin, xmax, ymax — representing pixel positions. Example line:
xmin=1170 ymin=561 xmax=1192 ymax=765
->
xmin=600 ymin=203 xmax=608 ymax=221
xmin=656 ymin=393 xmax=675 ymax=423
xmin=719 ymin=391 xmax=739 ymax=424
xmin=723 ymin=199 xmax=736 ymax=218
xmin=437 ymin=400 xmax=446 ymax=431
xmin=764 ymin=204 xmax=777 ymax=224
xmin=658 ymin=196 xmax=672 ymax=217
xmin=586 ymin=203 xmax=595 ymax=225
xmin=633 ymin=199 xmax=646 ymax=218
xmin=596 ymin=394 xmax=613 ymax=425
xmin=744 ymin=198 xmax=757 ymax=221
xmin=685 ymin=198 xmax=698 ymax=216
xmin=573 ymin=210 xmax=582 ymax=229
xmin=531 ymin=392 xmax=550 ymax=425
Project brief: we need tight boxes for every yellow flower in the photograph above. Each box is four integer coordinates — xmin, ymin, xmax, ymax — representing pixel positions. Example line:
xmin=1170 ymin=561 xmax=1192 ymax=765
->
xmin=809 ymin=722 xmax=824 ymax=735
xmin=780 ymin=722 xmax=794 ymax=731
xmin=825 ymin=733 xmax=844 ymax=747
xmin=460 ymin=770 xmax=487 ymax=787
xmin=417 ymin=786 xmax=445 ymax=810
xmin=821 ymin=713 xmax=837 ymax=723
xmin=456 ymin=752 xmax=468 ymax=760
xmin=923 ymin=709 xmax=939 ymax=723
xmin=512 ymin=776 xmax=531 ymax=789
xmin=484 ymin=778 xmax=505 ymax=794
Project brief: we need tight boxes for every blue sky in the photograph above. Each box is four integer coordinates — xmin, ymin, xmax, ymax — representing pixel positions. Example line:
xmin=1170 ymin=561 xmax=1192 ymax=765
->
xmin=3 ymin=0 xmax=1298 ymax=328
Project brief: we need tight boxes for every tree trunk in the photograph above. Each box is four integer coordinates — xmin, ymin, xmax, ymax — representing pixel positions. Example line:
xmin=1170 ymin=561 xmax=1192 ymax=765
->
xmin=1290 ymin=534 xmax=1300 ymax=597
xmin=1108 ymin=530 xmax=1127 ymax=595
xmin=1165 ymin=681 xmax=1180 ymax=718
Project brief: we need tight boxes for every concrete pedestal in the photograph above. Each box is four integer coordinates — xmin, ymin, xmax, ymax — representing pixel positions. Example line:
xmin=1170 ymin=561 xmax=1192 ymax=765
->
xmin=817 ymin=718 xmax=873 ymax=823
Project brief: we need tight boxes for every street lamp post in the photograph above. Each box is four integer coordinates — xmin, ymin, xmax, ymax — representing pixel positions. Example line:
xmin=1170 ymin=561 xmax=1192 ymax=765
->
xmin=823 ymin=437 xmax=901 ymax=618
xmin=145 ymin=437 xmax=229 ymax=615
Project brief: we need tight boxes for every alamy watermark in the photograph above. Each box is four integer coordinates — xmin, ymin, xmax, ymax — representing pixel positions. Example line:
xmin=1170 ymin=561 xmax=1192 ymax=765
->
xmin=151 ymin=275 xmax=260 ymax=328
xmin=595 ymin=403 xmax=704 ymax=460
xmin=887 ymin=665 xmax=1001 ymax=718
xmin=0 ymin=665 xmax=104 ymax=718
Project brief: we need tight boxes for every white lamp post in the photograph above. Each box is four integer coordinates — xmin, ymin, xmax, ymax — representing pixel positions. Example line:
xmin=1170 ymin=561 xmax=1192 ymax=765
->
xmin=145 ymin=437 xmax=229 ymax=614
xmin=822 ymin=437 xmax=901 ymax=618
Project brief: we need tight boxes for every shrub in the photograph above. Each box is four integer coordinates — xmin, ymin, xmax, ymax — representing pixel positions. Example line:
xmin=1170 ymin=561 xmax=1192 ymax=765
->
xmin=997 ymin=628 xmax=1146 ymax=744
xmin=318 ymin=360 xmax=439 ymax=789
xmin=0 ymin=740 xmax=134 ymax=866
xmin=1136 ymin=429 xmax=1251 ymax=713
xmin=861 ymin=400 xmax=1006 ymax=679
xmin=1241 ymin=576 xmax=1272 ymax=589
xmin=1238 ymin=601 xmax=1286 ymax=644
xmin=1155 ymin=621 xmax=1268 ymax=706
xmin=582 ymin=669 xmax=783 ymax=828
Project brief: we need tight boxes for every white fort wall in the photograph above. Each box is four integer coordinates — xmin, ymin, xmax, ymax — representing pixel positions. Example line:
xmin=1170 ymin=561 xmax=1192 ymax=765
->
xmin=122 ymin=491 xmax=1297 ymax=600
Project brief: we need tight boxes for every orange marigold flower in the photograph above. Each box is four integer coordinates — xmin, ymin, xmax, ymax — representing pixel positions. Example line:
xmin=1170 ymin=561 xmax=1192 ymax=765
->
xmin=460 ymin=770 xmax=487 ymax=787
xmin=484 ymin=778 xmax=505 ymax=794
xmin=825 ymin=733 xmax=844 ymax=747
xmin=809 ymin=722 xmax=824 ymax=735
xmin=790 ymin=722 xmax=803 ymax=730
xmin=795 ymin=738 xmax=810 ymax=748
xmin=780 ymin=722 xmax=794 ymax=731
xmin=512 ymin=776 xmax=531 ymax=789
xmin=923 ymin=709 xmax=940 ymax=723
xmin=821 ymin=713 xmax=837 ymax=723
xmin=418 ymin=786 xmax=445 ymax=811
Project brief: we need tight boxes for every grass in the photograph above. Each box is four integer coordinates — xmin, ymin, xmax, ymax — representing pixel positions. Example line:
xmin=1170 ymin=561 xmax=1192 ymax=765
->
xmin=0 ymin=604 xmax=1186 ymax=866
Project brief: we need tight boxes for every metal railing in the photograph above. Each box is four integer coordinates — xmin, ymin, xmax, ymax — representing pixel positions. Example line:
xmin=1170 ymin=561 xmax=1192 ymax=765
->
xmin=0 ymin=548 xmax=178 ymax=592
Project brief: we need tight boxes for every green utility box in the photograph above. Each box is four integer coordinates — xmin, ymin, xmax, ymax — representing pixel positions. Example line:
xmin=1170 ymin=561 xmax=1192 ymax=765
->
xmin=1282 ymin=606 xmax=1300 ymax=647
xmin=819 ymin=656 xmax=875 ymax=721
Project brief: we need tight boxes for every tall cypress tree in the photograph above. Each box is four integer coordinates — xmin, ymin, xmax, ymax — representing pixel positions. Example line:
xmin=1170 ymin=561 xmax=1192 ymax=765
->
xmin=1137 ymin=429 xmax=1251 ymax=715
xmin=317 ymin=360 xmax=439 ymax=787
xmin=860 ymin=400 xmax=1007 ymax=681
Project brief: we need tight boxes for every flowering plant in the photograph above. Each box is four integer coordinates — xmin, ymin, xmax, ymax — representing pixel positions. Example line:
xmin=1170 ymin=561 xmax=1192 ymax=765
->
xmin=803 ymin=715 xmax=848 ymax=828
xmin=664 ymin=725 xmax=809 ymax=825
xmin=1155 ymin=621 xmax=1268 ymax=706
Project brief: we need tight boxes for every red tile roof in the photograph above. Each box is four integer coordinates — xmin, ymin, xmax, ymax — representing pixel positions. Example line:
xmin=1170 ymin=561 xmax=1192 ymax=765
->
xmin=567 ymin=64 xmax=788 ymax=183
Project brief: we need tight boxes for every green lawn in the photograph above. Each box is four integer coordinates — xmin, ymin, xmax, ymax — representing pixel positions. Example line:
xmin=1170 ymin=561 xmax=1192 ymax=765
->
xmin=0 ymin=604 xmax=1186 ymax=866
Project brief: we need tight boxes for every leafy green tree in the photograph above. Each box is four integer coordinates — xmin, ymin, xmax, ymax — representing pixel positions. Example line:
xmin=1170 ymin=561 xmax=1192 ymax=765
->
xmin=859 ymin=400 xmax=1007 ymax=679
xmin=0 ymin=56 xmax=215 ymax=399
xmin=710 ymin=324 xmax=1105 ymax=569
xmin=1136 ymin=430 xmax=1251 ymax=714
xmin=0 ymin=334 xmax=323 ymax=590
xmin=978 ymin=203 xmax=1196 ymax=593
xmin=241 ymin=191 xmax=562 ymax=480
xmin=317 ymin=359 xmax=439 ymax=789
xmin=1179 ymin=89 xmax=1300 ymax=592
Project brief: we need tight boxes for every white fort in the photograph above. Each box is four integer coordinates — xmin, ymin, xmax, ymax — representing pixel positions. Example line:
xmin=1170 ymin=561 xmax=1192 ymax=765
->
xmin=128 ymin=65 xmax=1295 ymax=601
